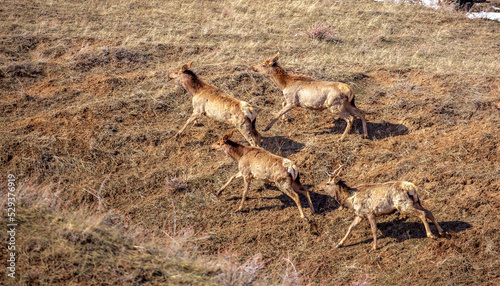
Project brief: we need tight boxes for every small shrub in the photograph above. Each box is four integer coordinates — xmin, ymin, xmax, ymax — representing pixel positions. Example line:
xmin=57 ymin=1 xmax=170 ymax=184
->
xmin=5 ymin=62 xmax=45 ymax=77
xmin=305 ymin=22 xmax=336 ymax=42
xmin=471 ymin=98 xmax=491 ymax=110
xmin=165 ymin=176 xmax=188 ymax=194
xmin=214 ymin=253 xmax=265 ymax=286
xmin=432 ymin=102 xmax=456 ymax=116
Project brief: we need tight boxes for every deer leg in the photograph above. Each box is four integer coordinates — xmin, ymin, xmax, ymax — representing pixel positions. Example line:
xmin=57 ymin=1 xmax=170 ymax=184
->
xmin=175 ymin=113 xmax=200 ymax=137
xmin=250 ymin=120 xmax=262 ymax=147
xmin=425 ymin=210 xmax=445 ymax=236
xmin=415 ymin=203 xmax=445 ymax=236
xmin=236 ymin=176 xmax=252 ymax=212
xmin=288 ymin=190 xmax=307 ymax=220
xmin=367 ymin=214 xmax=379 ymax=250
xmin=243 ymin=117 xmax=262 ymax=147
xmin=348 ymin=106 xmax=368 ymax=139
xmin=217 ymin=172 xmax=242 ymax=196
xmin=278 ymin=181 xmax=307 ymax=220
xmin=338 ymin=111 xmax=354 ymax=141
xmin=281 ymin=101 xmax=289 ymax=121
xmin=263 ymin=103 xmax=296 ymax=131
xmin=411 ymin=208 xmax=437 ymax=239
xmin=238 ymin=121 xmax=258 ymax=147
xmin=292 ymin=183 xmax=315 ymax=214
xmin=337 ymin=216 xmax=363 ymax=248
xmin=238 ymin=127 xmax=256 ymax=147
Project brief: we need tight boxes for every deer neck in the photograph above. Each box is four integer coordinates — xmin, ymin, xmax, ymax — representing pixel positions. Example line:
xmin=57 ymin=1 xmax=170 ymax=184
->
xmin=268 ymin=66 xmax=290 ymax=90
xmin=224 ymin=140 xmax=247 ymax=161
xmin=336 ymin=181 xmax=355 ymax=208
xmin=180 ymin=73 xmax=206 ymax=95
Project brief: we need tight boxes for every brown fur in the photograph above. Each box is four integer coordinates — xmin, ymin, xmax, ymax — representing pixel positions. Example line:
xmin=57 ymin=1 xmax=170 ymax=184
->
xmin=169 ymin=62 xmax=261 ymax=146
xmin=318 ymin=166 xmax=445 ymax=250
xmin=210 ymin=131 xmax=315 ymax=220
xmin=252 ymin=53 xmax=368 ymax=141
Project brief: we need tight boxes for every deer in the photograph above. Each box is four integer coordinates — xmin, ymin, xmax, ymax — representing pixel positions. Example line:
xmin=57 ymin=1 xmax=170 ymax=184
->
xmin=252 ymin=53 xmax=368 ymax=141
xmin=318 ymin=165 xmax=446 ymax=250
xmin=210 ymin=130 xmax=315 ymax=220
xmin=168 ymin=62 xmax=261 ymax=147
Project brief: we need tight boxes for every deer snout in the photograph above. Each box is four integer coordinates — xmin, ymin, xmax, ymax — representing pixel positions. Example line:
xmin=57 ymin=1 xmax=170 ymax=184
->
xmin=167 ymin=72 xmax=177 ymax=80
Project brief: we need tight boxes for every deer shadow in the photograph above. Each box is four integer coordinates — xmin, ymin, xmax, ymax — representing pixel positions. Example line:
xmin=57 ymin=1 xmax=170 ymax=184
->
xmin=339 ymin=218 xmax=472 ymax=248
xmin=312 ymin=118 xmax=408 ymax=140
xmin=367 ymin=121 xmax=409 ymax=140
xmin=261 ymin=136 xmax=305 ymax=156
xmin=225 ymin=184 xmax=337 ymax=215
xmin=377 ymin=219 xmax=472 ymax=242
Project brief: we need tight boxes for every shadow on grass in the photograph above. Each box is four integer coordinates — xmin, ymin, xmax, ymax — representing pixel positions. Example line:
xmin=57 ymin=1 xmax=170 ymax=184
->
xmin=225 ymin=186 xmax=337 ymax=215
xmin=338 ymin=218 xmax=472 ymax=248
xmin=261 ymin=136 xmax=304 ymax=155
xmin=378 ymin=219 xmax=471 ymax=241
xmin=310 ymin=119 xmax=408 ymax=140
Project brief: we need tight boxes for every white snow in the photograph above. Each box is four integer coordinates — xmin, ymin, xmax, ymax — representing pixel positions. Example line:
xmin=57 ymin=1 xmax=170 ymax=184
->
xmin=467 ymin=12 xmax=500 ymax=21
xmin=375 ymin=0 xmax=500 ymax=22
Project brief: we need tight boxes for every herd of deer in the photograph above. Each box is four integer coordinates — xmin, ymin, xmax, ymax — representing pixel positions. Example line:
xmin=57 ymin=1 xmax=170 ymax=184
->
xmin=168 ymin=53 xmax=446 ymax=250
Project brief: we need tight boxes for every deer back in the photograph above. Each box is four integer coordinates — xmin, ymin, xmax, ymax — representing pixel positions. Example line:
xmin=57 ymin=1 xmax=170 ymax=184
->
xmin=193 ymin=88 xmax=250 ymax=122
xmin=350 ymin=181 xmax=419 ymax=217
xmin=238 ymin=148 xmax=297 ymax=182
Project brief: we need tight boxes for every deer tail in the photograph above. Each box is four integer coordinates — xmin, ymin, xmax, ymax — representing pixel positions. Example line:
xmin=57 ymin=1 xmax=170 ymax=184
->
xmin=350 ymin=96 xmax=356 ymax=108
xmin=283 ymin=159 xmax=299 ymax=181
xmin=241 ymin=101 xmax=257 ymax=122
xmin=349 ymin=88 xmax=357 ymax=108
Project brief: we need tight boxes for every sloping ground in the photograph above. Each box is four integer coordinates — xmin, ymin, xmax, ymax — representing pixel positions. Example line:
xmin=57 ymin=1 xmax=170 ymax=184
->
xmin=1 ymin=0 xmax=499 ymax=285
xmin=0 ymin=194 xmax=218 ymax=285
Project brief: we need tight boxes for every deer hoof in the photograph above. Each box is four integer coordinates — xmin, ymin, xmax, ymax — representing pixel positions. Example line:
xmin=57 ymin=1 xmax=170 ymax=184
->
xmin=335 ymin=244 xmax=341 ymax=248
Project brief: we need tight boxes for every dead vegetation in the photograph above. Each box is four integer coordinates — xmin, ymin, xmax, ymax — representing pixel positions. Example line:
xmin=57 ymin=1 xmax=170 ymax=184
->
xmin=1 ymin=0 xmax=499 ymax=285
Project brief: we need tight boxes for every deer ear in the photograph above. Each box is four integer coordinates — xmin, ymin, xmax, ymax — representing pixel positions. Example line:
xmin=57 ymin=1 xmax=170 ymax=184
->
xmin=334 ymin=177 xmax=342 ymax=185
xmin=269 ymin=52 xmax=279 ymax=65
xmin=187 ymin=61 xmax=193 ymax=69
xmin=181 ymin=63 xmax=190 ymax=72
xmin=222 ymin=130 xmax=234 ymax=141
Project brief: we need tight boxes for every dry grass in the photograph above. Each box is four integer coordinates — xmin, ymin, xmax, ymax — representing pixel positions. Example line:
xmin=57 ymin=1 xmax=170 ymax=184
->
xmin=1 ymin=0 xmax=499 ymax=285
xmin=0 ymin=177 xmax=217 ymax=285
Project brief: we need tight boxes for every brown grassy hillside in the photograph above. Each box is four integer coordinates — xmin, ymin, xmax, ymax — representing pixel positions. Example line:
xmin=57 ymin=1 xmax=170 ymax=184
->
xmin=1 ymin=0 xmax=499 ymax=285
